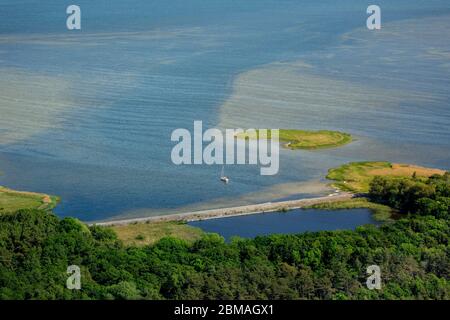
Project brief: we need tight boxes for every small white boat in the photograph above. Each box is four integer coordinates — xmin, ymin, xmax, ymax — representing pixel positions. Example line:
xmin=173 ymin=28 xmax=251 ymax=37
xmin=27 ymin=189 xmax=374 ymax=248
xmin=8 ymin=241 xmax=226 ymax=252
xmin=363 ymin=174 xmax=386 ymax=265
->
xmin=220 ymin=176 xmax=230 ymax=184
xmin=220 ymin=166 xmax=230 ymax=184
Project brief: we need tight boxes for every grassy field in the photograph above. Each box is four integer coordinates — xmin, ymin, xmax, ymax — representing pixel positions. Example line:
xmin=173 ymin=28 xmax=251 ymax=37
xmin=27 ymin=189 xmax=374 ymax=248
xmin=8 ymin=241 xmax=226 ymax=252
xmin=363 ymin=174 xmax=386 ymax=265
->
xmin=110 ymin=221 xmax=204 ymax=246
xmin=305 ymin=197 xmax=394 ymax=222
xmin=0 ymin=186 xmax=59 ymax=214
xmin=236 ymin=129 xmax=352 ymax=150
xmin=327 ymin=161 xmax=446 ymax=193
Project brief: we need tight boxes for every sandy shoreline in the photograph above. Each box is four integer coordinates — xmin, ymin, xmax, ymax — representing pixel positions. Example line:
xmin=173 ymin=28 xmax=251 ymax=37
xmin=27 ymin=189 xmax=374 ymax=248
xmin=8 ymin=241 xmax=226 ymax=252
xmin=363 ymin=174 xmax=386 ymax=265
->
xmin=92 ymin=192 xmax=354 ymax=226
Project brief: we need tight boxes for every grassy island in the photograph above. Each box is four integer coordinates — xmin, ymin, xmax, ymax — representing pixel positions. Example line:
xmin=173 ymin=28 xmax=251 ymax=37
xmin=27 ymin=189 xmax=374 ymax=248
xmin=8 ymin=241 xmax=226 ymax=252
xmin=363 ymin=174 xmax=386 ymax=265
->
xmin=0 ymin=186 xmax=58 ymax=214
xmin=236 ymin=129 xmax=352 ymax=150
xmin=327 ymin=161 xmax=447 ymax=193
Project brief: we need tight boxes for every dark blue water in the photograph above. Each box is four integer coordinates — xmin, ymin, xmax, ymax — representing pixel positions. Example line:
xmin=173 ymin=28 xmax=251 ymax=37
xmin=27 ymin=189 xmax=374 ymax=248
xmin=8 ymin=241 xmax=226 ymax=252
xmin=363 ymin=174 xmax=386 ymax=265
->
xmin=0 ymin=1 xmax=449 ymax=221
xmin=189 ymin=208 xmax=379 ymax=241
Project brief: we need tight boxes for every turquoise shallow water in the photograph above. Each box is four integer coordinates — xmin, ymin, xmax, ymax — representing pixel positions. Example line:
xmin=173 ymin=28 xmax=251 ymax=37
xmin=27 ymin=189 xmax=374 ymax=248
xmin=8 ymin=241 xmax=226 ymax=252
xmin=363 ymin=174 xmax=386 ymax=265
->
xmin=0 ymin=1 xmax=449 ymax=221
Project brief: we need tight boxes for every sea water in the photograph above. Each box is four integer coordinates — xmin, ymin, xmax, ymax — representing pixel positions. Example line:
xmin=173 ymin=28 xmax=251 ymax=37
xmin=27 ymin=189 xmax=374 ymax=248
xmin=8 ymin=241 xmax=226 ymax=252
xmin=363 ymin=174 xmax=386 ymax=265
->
xmin=0 ymin=0 xmax=449 ymax=221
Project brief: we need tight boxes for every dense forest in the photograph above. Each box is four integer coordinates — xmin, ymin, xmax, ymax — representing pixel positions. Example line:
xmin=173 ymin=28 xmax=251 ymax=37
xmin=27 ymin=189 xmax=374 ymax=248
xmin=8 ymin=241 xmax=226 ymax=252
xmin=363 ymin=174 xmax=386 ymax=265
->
xmin=0 ymin=174 xmax=449 ymax=300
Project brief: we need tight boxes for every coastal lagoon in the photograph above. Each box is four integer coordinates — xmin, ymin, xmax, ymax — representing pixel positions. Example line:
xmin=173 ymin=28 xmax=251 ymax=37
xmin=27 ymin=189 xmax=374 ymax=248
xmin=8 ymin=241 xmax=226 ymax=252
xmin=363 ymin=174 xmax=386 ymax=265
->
xmin=188 ymin=208 xmax=379 ymax=241
xmin=0 ymin=1 xmax=449 ymax=221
